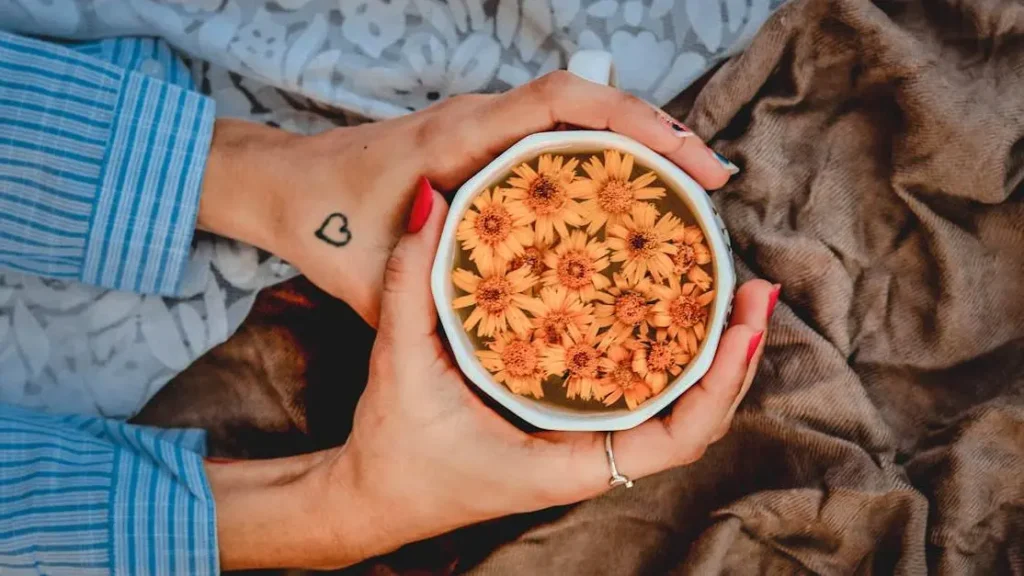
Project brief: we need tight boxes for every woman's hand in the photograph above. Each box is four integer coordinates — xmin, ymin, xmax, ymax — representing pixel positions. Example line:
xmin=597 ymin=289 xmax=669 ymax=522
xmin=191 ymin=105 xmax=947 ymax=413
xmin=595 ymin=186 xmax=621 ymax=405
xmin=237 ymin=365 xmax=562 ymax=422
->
xmin=197 ymin=71 xmax=739 ymax=326
xmin=206 ymin=183 xmax=775 ymax=572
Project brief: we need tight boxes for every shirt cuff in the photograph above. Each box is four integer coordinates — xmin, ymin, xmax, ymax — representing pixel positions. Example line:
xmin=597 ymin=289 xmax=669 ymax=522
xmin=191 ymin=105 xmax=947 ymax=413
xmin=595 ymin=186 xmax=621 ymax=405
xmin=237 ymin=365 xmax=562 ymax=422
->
xmin=80 ymin=68 xmax=215 ymax=295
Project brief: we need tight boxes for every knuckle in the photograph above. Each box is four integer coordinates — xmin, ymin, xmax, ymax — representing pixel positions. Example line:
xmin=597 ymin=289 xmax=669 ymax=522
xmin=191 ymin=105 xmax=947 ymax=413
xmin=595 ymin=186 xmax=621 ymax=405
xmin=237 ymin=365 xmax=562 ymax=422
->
xmin=413 ymin=116 xmax=439 ymax=151
xmin=617 ymin=91 xmax=645 ymax=111
xmin=382 ymin=249 xmax=410 ymax=291
xmin=533 ymin=70 xmax=573 ymax=100
xmin=676 ymin=443 xmax=708 ymax=466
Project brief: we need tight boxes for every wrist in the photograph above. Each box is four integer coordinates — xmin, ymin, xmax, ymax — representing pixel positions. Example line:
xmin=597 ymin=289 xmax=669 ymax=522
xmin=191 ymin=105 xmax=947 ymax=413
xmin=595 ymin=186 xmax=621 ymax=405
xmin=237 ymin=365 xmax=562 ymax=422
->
xmin=208 ymin=450 xmax=360 ymax=571
xmin=198 ymin=118 xmax=297 ymax=253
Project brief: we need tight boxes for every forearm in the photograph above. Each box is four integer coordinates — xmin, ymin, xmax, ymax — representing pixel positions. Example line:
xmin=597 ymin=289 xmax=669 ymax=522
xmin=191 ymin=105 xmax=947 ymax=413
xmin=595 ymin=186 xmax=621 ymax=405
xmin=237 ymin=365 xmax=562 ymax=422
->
xmin=206 ymin=448 xmax=385 ymax=571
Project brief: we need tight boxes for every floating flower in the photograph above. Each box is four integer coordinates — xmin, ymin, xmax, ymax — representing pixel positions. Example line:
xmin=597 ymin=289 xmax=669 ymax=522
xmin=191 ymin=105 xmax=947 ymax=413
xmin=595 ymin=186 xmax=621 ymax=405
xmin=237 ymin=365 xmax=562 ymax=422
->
xmin=507 ymin=236 xmax=551 ymax=278
xmin=606 ymin=203 xmax=680 ymax=284
xmin=633 ymin=331 xmax=690 ymax=394
xmin=593 ymin=273 xmax=657 ymax=345
xmin=476 ymin=332 xmax=547 ymax=399
xmin=505 ymin=154 xmax=586 ymax=244
xmin=453 ymin=257 xmax=537 ymax=338
xmin=521 ymin=286 xmax=595 ymax=346
xmin=651 ymin=276 xmax=716 ymax=354
xmin=456 ymin=187 xmax=534 ymax=269
xmin=576 ymin=150 xmax=665 ymax=234
xmin=672 ymin=224 xmax=713 ymax=289
xmin=541 ymin=230 xmax=611 ymax=301
xmin=598 ymin=342 xmax=653 ymax=410
xmin=541 ymin=324 xmax=607 ymax=401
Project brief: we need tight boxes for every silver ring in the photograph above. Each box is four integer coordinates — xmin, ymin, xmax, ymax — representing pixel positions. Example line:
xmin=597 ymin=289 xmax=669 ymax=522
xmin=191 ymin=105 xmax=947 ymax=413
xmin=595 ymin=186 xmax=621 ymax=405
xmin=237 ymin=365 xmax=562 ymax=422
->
xmin=605 ymin=432 xmax=633 ymax=488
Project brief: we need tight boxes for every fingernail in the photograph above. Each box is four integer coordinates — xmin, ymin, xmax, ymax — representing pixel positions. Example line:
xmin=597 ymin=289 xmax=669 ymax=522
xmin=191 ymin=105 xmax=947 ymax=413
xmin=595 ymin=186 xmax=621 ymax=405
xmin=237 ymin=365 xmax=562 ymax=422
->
xmin=767 ymin=284 xmax=781 ymax=320
xmin=654 ymin=108 xmax=695 ymax=138
xmin=408 ymin=176 xmax=435 ymax=233
xmin=709 ymin=149 xmax=740 ymax=175
xmin=745 ymin=331 xmax=764 ymax=363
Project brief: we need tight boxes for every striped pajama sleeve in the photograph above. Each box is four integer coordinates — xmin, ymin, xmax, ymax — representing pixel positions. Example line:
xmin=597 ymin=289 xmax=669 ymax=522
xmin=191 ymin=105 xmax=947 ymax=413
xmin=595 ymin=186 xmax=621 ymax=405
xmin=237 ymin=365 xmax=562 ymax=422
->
xmin=0 ymin=32 xmax=222 ymax=575
xmin=0 ymin=30 xmax=215 ymax=295
xmin=0 ymin=404 xmax=218 ymax=575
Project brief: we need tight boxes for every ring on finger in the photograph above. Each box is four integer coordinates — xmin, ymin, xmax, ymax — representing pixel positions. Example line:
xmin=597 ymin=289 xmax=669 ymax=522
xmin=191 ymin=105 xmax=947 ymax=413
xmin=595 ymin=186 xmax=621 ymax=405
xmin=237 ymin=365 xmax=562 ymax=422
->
xmin=605 ymin=432 xmax=633 ymax=489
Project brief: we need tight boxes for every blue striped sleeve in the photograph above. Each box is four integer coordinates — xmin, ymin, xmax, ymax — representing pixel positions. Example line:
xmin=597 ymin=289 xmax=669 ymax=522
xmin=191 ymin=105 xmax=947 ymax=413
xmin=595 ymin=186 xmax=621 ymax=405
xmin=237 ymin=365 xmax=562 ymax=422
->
xmin=0 ymin=404 xmax=219 ymax=575
xmin=0 ymin=31 xmax=215 ymax=295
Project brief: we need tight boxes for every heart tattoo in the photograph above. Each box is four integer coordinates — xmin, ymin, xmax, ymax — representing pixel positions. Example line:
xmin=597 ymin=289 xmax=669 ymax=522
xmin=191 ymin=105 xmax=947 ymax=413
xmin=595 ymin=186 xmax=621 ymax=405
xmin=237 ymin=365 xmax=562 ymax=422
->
xmin=315 ymin=213 xmax=352 ymax=247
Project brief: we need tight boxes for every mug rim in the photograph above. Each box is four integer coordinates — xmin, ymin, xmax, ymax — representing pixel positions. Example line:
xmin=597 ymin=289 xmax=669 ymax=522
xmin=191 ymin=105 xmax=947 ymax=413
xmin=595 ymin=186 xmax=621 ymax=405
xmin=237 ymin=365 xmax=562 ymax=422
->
xmin=430 ymin=130 xmax=737 ymax=431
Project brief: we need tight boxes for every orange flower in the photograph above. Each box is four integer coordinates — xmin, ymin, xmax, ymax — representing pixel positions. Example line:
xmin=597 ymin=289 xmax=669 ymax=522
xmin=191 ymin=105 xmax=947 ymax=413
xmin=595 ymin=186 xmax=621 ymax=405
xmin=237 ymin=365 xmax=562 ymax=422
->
xmin=672 ymin=224 xmax=713 ymax=290
xmin=651 ymin=276 xmax=716 ymax=354
xmin=606 ymin=203 xmax=680 ymax=284
xmin=632 ymin=331 xmax=690 ymax=394
xmin=541 ymin=230 xmax=611 ymax=301
xmin=597 ymin=343 xmax=653 ymax=410
xmin=505 ymin=154 xmax=586 ymax=244
xmin=521 ymin=286 xmax=594 ymax=346
xmin=476 ymin=332 xmax=547 ymax=399
xmin=452 ymin=257 xmax=537 ymax=338
xmin=593 ymin=273 xmax=657 ymax=345
xmin=541 ymin=324 xmax=607 ymax=401
xmin=575 ymin=150 xmax=665 ymax=234
xmin=456 ymin=187 xmax=534 ymax=269
xmin=506 ymin=236 xmax=551 ymax=278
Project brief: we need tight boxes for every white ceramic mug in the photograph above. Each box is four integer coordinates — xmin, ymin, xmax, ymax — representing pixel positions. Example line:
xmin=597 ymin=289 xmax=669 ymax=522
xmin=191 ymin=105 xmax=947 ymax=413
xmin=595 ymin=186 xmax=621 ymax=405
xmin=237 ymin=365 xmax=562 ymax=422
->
xmin=430 ymin=51 xmax=736 ymax=431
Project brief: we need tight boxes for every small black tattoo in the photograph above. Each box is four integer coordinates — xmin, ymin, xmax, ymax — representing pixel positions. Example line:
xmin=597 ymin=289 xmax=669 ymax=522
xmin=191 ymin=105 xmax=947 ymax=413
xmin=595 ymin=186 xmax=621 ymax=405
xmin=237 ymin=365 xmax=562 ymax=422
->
xmin=315 ymin=213 xmax=352 ymax=247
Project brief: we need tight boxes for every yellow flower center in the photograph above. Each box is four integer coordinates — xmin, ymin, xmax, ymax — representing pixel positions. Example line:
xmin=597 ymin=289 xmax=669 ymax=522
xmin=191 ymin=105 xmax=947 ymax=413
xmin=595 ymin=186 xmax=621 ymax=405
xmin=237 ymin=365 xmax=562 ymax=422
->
xmin=597 ymin=179 xmax=634 ymax=215
xmin=627 ymin=230 xmax=657 ymax=259
xmin=509 ymin=246 xmax=545 ymax=277
xmin=566 ymin=345 xmax=599 ymax=377
xmin=476 ymin=276 xmax=512 ymax=314
xmin=557 ymin=251 xmax=595 ymax=289
xmin=674 ymin=244 xmax=696 ymax=273
xmin=669 ymin=295 xmax=706 ymax=328
xmin=474 ymin=205 xmax=512 ymax=245
xmin=614 ymin=291 xmax=648 ymax=326
xmin=525 ymin=175 xmax=566 ymax=215
xmin=647 ymin=342 xmax=674 ymax=372
xmin=501 ymin=339 xmax=539 ymax=378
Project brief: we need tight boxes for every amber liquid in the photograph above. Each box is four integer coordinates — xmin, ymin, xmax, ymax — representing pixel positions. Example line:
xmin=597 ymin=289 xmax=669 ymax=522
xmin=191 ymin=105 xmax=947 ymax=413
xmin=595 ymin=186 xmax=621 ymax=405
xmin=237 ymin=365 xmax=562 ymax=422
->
xmin=451 ymin=150 xmax=717 ymax=412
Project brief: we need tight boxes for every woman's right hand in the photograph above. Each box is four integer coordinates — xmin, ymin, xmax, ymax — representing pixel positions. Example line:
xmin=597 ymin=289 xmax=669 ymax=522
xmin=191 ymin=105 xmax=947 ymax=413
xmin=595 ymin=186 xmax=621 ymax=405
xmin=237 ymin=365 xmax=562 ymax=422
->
xmin=209 ymin=182 xmax=775 ymax=572
xmin=199 ymin=71 xmax=739 ymax=329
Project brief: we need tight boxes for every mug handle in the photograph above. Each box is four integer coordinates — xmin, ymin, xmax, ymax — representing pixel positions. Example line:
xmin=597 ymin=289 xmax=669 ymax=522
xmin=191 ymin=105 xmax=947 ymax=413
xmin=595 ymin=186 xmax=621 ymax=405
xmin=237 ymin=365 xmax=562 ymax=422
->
xmin=567 ymin=50 xmax=616 ymax=87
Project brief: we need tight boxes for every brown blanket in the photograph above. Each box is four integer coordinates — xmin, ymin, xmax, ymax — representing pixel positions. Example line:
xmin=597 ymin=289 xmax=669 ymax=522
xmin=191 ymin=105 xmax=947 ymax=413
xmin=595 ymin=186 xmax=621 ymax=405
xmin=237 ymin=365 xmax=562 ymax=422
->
xmin=137 ymin=0 xmax=1024 ymax=573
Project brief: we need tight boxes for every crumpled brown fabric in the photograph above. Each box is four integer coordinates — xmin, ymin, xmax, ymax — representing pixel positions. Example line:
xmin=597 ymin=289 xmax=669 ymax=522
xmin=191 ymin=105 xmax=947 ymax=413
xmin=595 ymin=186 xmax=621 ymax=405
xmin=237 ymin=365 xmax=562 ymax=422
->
xmin=139 ymin=0 xmax=1024 ymax=574
xmin=457 ymin=0 xmax=1024 ymax=574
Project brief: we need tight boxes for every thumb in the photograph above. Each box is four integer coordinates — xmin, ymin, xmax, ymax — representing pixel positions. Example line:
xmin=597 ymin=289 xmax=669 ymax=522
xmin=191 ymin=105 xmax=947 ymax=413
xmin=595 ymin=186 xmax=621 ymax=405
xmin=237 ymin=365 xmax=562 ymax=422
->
xmin=378 ymin=177 xmax=448 ymax=345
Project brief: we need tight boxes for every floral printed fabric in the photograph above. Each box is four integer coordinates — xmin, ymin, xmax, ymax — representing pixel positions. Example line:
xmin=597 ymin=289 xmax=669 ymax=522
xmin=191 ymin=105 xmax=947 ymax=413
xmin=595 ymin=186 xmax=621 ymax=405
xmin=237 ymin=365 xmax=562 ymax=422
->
xmin=0 ymin=0 xmax=784 ymax=418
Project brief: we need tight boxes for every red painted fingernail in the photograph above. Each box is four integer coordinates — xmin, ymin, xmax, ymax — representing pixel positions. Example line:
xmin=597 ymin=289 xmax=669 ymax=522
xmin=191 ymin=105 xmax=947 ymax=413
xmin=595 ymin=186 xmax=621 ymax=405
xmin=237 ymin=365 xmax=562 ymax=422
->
xmin=408 ymin=176 xmax=435 ymax=233
xmin=746 ymin=331 xmax=764 ymax=363
xmin=767 ymin=284 xmax=781 ymax=320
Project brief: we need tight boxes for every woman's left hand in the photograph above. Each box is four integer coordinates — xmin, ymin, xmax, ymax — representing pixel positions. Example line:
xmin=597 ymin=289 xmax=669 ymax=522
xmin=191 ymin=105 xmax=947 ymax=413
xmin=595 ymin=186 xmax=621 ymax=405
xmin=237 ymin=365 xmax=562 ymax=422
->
xmin=208 ymin=185 xmax=774 ymax=572
xmin=197 ymin=71 xmax=738 ymax=326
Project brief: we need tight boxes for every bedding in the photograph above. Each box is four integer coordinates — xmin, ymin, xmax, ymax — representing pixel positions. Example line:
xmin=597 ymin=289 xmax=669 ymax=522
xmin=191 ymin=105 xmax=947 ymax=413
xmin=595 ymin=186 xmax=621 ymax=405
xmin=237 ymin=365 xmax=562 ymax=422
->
xmin=138 ymin=0 xmax=1024 ymax=573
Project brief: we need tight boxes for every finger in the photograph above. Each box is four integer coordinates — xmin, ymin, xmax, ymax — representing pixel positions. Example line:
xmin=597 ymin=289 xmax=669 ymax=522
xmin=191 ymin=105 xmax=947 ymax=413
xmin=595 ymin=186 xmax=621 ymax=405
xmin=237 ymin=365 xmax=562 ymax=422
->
xmin=481 ymin=71 xmax=736 ymax=190
xmin=713 ymin=281 xmax=780 ymax=441
xmin=378 ymin=178 xmax=448 ymax=346
xmin=603 ymin=324 xmax=762 ymax=481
